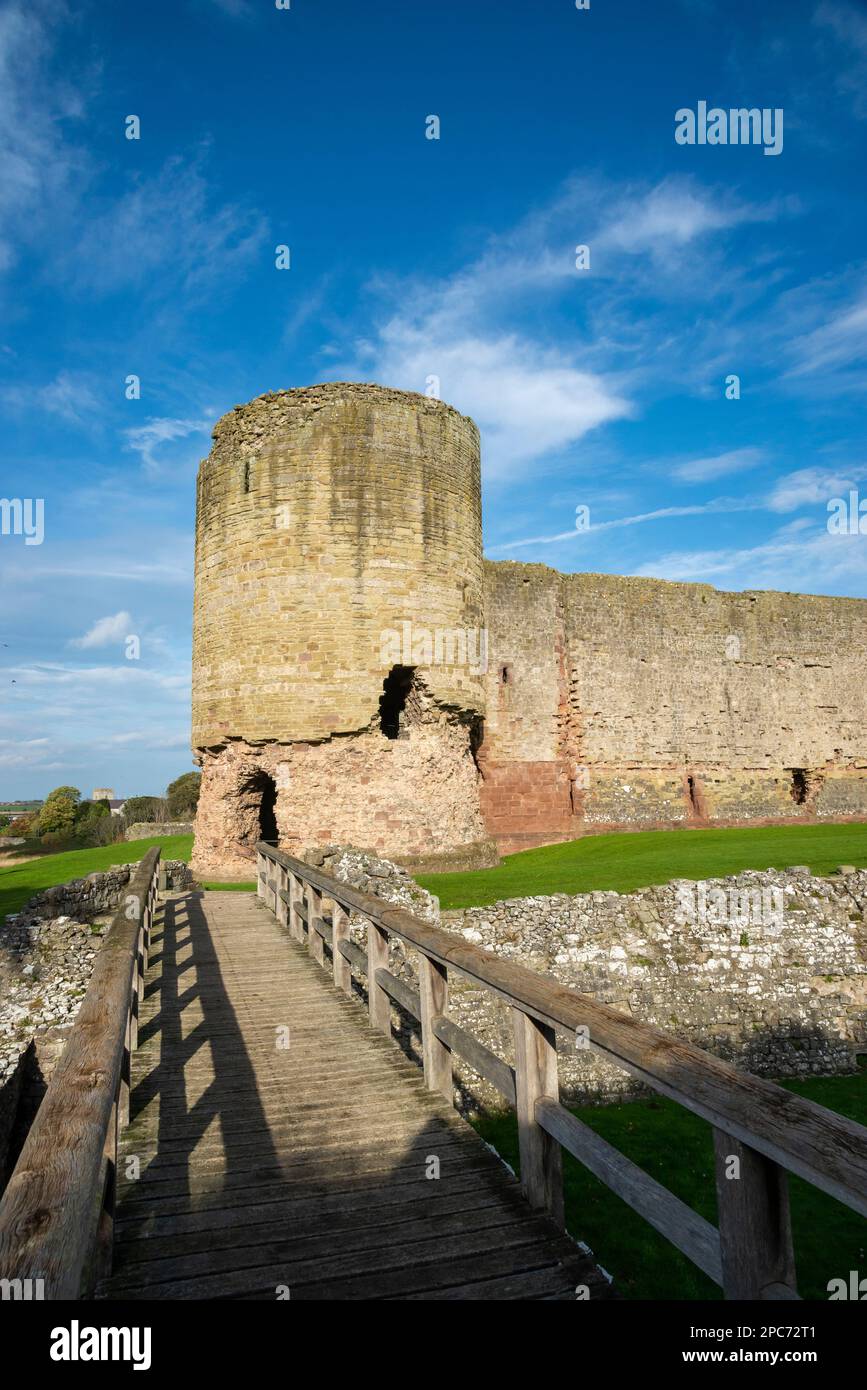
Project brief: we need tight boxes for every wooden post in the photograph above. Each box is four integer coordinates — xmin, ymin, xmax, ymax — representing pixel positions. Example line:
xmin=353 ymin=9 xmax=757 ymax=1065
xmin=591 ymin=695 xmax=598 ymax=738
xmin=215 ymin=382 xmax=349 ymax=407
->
xmin=367 ymin=918 xmax=390 ymax=1036
xmin=713 ymin=1130 xmax=797 ymax=1299
xmin=256 ymin=849 xmax=265 ymax=902
xmin=332 ymin=903 xmax=351 ymax=994
xmin=276 ymin=862 xmax=289 ymax=929
xmin=119 ymin=1011 xmax=132 ymax=1131
xmin=418 ymin=953 xmax=452 ymax=1102
xmin=512 ymin=1007 xmax=564 ymax=1226
xmin=307 ymin=885 xmax=325 ymax=966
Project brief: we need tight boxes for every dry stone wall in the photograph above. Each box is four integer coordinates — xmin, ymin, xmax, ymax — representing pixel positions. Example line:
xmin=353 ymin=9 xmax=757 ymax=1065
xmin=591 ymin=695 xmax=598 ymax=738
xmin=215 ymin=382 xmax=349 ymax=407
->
xmin=125 ymin=821 xmax=194 ymax=840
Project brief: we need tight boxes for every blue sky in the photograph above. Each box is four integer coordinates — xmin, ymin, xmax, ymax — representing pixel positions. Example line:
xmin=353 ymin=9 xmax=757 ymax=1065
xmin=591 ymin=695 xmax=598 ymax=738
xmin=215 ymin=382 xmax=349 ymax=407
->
xmin=1 ymin=0 xmax=866 ymax=798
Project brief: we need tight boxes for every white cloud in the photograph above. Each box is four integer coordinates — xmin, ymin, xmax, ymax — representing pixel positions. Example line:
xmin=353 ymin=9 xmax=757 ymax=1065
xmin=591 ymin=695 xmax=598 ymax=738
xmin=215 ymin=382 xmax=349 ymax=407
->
xmin=767 ymin=466 xmax=865 ymax=513
xmin=784 ymin=291 xmax=867 ymax=380
xmin=70 ymin=612 xmax=133 ymax=649
xmin=634 ymin=526 xmax=867 ymax=593
xmin=601 ymin=181 xmax=777 ymax=256
xmin=0 ymin=2 xmax=91 ymax=274
xmin=125 ymin=416 xmax=212 ymax=475
xmin=490 ymin=497 xmax=755 ymax=552
xmin=1 ymin=370 xmax=102 ymax=425
xmin=672 ymin=447 xmax=765 ymax=484
xmin=369 ymin=324 xmax=632 ymax=478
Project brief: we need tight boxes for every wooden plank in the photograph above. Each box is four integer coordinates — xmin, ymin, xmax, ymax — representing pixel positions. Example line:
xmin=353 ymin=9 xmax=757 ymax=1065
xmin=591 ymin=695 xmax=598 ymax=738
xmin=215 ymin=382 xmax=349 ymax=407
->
xmin=374 ymin=967 xmax=420 ymax=1019
xmin=433 ymin=1017 xmax=516 ymax=1106
xmin=512 ymin=1009 xmax=563 ymax=1227
xmin=338 ymin=938 xmax=367 ymax=974
xmin=418 ymin=954 xmax=452 ymax=1102
xmin=537 ymin=1098 xmax=722 ymax=1285
xmin=713 ymin=1129 xmax=798 ymax=1300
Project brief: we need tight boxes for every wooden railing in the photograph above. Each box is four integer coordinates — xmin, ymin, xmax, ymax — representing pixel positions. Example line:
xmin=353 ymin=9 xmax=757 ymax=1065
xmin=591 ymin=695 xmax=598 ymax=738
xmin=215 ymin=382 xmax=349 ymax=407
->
xmin=256 ymin=841 xmax=867 ymax=1302
xmin=0 ymin=847 xmax=161 ymax=1298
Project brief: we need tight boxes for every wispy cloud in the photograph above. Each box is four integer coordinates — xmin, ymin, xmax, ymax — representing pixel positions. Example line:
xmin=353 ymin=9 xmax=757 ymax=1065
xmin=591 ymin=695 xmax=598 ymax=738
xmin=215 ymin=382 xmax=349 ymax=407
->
xmin=59 ymin=153 xmax=267 ymax=300
xmin=124 ymin=416 xmax=212 ymax=475
xmin=0 ymin=1 xmax=91 ymax=274
xmin=815 ymin=1 xmax=867 ymax=118
xmin=672 ymin=447 xmax=765 ymax=484
xmin=490 ymin=497 xmax=756 ymax=552
xmin=767 ymin=465 xmax=866 ymax=512
xmin=69 ymin=612 xmax=133 ymax=649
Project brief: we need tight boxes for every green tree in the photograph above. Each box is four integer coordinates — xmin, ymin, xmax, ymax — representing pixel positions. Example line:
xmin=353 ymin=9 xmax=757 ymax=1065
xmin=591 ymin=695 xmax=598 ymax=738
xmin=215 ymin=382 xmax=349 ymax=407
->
xmin=36 ymin=785 xmax=81 ymax=836
xmin=122 ymin=795 xmax=166 ymax=824
xmin=166 ymin=771 xmax=201 ymax=819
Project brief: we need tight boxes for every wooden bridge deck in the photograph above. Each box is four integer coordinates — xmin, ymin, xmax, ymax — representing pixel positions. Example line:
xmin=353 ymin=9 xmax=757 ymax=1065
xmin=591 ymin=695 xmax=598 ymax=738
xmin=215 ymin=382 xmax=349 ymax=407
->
xmin=101 ymin=891 xmax=610 ymax=1301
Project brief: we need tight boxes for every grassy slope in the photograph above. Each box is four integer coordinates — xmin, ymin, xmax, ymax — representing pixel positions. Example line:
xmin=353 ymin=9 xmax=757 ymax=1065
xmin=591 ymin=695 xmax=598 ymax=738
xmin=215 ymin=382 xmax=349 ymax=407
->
xmin=474 ymin=1073 xmax=867 ymax=1300
xmin=0 ymin=834 xmax=194 ymax=919
xmin=418 ymin=822 xmax=867 ymax=909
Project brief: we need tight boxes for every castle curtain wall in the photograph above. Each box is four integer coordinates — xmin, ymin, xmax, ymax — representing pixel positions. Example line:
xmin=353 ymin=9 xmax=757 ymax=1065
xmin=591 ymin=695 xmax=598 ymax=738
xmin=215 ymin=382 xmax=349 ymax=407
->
xmin=481 ymin=562 xmax=867 ymax=853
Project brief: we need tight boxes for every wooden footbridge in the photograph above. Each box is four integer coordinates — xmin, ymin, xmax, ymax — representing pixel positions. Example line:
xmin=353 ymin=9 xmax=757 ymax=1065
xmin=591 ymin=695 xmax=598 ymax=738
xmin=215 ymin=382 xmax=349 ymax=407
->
xmin=1 ymin=844 xmax=866 ymax=1301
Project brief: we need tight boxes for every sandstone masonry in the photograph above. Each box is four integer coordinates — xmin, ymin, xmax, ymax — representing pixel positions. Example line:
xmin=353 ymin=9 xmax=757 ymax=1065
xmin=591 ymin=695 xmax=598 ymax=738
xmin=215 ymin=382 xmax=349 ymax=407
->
xmin=191 ymin=383 xmax=867 ymax=876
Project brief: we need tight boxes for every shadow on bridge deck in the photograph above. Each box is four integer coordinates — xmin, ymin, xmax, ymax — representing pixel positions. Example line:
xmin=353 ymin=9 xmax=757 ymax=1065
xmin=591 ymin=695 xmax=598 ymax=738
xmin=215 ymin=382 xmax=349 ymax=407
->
xmin=101 ymin=891 xmax=612 ymax=1300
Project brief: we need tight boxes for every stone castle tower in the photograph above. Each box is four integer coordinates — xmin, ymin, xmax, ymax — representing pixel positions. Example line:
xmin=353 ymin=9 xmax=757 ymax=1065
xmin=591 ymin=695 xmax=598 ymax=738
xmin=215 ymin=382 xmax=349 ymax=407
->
xmin=192 ymin=382 xmax=867 ymax=878
xmin=192 ymin=383 xmax=492 ymax=877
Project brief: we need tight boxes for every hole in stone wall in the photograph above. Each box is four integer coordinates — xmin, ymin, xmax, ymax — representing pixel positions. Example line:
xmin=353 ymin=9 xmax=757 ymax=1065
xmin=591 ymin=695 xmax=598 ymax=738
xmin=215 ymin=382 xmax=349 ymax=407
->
xmin=686 ymin=774 xmax=703 ymax=817
xmin=469 ymin=716 xmax=484 ymax=775
xmin=258 ymin=773 xmax=278 ymax=842
xmin=379 ymin=665 xmax=415 ymax=739
xmin=790 ymin=768 xmax=809 ymax=805
xmin=500 ymin=664 xmax=512 ymax=684
xmin=243 ymin=461 xmax=251 ymax=494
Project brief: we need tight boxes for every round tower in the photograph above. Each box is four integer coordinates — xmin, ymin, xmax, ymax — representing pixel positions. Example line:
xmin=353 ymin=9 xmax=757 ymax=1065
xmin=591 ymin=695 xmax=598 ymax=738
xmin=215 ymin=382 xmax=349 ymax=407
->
xmin=191 ymin=383 xmax=491 ymax=876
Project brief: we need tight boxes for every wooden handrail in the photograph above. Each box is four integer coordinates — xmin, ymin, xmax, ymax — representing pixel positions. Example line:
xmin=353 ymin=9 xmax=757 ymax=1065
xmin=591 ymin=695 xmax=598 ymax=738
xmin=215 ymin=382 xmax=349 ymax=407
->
xmin=0 ymin=847 xmax=161 ymax=1298
xmin=257 ymin=841 xmax=867 ymax=1300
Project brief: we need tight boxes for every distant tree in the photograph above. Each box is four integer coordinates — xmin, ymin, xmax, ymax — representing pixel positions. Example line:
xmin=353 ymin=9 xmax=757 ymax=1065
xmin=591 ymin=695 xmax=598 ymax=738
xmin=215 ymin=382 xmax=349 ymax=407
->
xmin=0 ymin=813 xmax=9 ymax=831
xmin=8 ymin=813 xmax=33 ymax=835
xmin=75 ymin=799 xmax=109 ymax=834
xmin=122 ymin=795 xmax=167 ymax=825
xmin=36 ymin=785 xmax=81 ymax=836
xmin=166 ymin=771 xmax=201 ymax=819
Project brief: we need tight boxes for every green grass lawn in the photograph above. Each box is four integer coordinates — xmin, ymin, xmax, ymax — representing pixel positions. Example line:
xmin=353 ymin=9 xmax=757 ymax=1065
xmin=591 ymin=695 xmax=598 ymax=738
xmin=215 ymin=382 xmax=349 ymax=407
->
xmin=474 ymin=1072 xmax=867 ymax=1300
xmin=0 ymin=834 xmax=194 ymax=919
xmin=418 ymin=822 xmax=867 ymax=908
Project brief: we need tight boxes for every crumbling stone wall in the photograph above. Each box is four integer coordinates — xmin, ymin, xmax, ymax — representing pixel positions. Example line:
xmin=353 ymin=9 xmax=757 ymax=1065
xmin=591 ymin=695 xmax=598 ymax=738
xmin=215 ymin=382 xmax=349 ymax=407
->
xmin=17 ymin=859 xmax=192 ymax=920
xmin=481 ymin=562 xmax=867 ymax=851
xmin=441 ymin=866 xmax=867 ymax=1109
